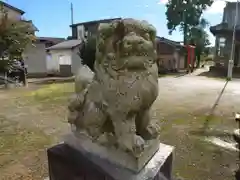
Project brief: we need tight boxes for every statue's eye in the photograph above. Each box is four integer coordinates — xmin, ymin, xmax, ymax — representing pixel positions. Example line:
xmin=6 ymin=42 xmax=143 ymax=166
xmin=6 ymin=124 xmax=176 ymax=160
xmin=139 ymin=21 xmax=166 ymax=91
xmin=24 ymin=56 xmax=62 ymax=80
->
xmin=126 ymin=41 xmax=131 ymax=45
xmin=124 ymin=41 xmax=131 ymax=47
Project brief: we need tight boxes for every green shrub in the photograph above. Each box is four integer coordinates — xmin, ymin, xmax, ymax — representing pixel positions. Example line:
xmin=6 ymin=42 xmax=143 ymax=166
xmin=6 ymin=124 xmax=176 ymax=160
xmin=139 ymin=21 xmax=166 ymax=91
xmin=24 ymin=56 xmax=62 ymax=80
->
xmin=79 ymin=37 xmax=96 ymax=71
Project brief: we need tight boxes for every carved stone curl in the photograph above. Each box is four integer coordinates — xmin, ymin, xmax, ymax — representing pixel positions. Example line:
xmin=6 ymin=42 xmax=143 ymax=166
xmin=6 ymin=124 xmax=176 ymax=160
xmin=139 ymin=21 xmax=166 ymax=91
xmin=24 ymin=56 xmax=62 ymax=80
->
xmin=68 ymin=18 xmax=160 ymax=157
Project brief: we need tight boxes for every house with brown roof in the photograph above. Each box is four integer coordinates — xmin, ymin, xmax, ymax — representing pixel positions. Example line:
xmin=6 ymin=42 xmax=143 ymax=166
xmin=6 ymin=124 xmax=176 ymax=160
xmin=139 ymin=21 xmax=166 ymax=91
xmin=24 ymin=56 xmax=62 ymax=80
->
xmin=156 ymin=37 xmax=185 ymax=73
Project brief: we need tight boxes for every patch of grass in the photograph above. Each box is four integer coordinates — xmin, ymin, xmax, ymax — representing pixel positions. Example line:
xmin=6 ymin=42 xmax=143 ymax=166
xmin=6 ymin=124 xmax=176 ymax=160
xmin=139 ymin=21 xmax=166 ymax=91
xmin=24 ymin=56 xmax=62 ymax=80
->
xmin=157 ymin=112 xmax=237 ymax=180
xmin=0 ymin=115 xmax=53 ymax=179
xmin=162 ymin=130 xmax=236 ymax=180
xmin=25 ymin=82 xmax=74 ymax=103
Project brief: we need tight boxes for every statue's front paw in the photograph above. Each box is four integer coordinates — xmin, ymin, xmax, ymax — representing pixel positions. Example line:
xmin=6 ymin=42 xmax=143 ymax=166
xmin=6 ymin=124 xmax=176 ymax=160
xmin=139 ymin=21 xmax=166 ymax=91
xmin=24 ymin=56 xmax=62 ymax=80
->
xmin=68 ymin=111 xmax=78 ymax=124
xmin=147 ymin=124 xmax=160 ymax=139
xmin=143 ymin=124 xmax=160 ymax=140
xmin=132 ymin=135 xmax=145 ymax=155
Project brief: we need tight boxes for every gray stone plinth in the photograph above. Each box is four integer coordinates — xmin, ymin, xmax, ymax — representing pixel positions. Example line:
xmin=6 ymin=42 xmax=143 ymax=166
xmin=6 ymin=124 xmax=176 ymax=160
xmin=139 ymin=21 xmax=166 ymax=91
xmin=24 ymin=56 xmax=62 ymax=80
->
xmin=63 ymin=133 xmax=174 ymax=180
xmin=233 ymin=129 xmax=240 ymax=144
xmin=64 ymin=132 xmax=160 ymax=172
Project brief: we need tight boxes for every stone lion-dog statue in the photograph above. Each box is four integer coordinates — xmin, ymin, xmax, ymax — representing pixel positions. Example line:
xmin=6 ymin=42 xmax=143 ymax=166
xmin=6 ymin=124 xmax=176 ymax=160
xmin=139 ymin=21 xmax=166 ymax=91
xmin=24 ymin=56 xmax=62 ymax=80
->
xmin=68 ymin=18 xmax=160 ymax=157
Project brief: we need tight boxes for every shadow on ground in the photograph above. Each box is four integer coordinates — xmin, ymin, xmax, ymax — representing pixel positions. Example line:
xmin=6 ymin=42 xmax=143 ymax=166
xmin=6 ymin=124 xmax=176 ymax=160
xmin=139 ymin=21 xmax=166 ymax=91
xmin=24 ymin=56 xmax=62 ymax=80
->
xmin=202 ymin=81 xmax=229 ymax=131
xmin=159 ymin=70 xmax=188 ymax=78
xmin=198 ymin=70 xmax=240 ymax=79
xmin=197 ymin=71 xmax=226 ymax=78
xmin=189 ymin=129 xmax=233 ymax=139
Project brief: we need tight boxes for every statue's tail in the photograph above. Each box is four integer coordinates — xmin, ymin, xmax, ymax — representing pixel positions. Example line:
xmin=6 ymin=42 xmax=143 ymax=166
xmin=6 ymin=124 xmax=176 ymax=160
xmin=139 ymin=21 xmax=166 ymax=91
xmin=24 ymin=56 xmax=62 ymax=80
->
xmin=75 ymin=65 xmax=94 ymax=93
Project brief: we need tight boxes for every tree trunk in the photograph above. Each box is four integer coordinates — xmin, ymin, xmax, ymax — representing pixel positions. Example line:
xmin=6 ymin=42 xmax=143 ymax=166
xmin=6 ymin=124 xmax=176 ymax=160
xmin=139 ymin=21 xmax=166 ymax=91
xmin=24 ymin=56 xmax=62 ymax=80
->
xmin=4 ymin=72 xmax=8 ymax=88
xmin=23 ymin=72 xmax=27 ymax=87
xmin=196 ymin=56 xmax=201 ymax=68
xmin=196 ymin=53 xmax=201 ymax=68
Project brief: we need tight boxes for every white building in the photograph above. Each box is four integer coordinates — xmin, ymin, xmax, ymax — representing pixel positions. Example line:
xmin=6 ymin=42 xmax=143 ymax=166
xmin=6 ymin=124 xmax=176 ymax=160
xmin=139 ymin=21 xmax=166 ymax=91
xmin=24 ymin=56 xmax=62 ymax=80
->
xmin=46 ymin=40 xmax=83 ymax=76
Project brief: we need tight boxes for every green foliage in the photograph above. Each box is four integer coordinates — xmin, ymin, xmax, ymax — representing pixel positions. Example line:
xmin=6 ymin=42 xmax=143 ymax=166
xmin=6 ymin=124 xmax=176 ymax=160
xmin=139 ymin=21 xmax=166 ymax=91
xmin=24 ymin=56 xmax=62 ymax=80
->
xmin=188 ymin=20 xmax=210 ymax=51
xmin=79 ymin=37 xmax=96 ymax=71
xmin=203 ymin=47 xmax=211 ymax=56
xmin=0 ymin=60 xmax=8 ymax=72
xmin=187 ymin=18 xmax=211 ymax=67
xmin=165 ymin=0 xmax=213 ymax=67
xmin=0 ymin=7 xmax=35 ymax=69
xmin=165 ymin=0 xmax=213 ymax=35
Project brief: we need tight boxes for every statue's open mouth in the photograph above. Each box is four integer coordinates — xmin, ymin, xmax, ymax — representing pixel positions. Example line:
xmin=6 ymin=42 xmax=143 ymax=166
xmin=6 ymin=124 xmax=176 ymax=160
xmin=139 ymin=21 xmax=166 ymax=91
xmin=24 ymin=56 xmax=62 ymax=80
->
xmin=117 ymin=55 xmax=154 ymax=70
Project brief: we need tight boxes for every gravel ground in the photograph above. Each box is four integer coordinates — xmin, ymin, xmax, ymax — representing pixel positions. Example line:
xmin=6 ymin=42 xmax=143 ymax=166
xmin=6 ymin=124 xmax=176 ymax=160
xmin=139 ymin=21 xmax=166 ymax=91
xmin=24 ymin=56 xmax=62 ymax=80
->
xmin=0 ymin=67 xmax=239 ymax=180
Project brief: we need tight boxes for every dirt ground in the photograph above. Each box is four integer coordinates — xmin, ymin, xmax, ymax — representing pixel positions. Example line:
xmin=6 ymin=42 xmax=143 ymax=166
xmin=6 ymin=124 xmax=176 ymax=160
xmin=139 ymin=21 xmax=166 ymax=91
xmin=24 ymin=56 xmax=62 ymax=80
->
xmin=0 ymin=68 xmax=239 ymax=180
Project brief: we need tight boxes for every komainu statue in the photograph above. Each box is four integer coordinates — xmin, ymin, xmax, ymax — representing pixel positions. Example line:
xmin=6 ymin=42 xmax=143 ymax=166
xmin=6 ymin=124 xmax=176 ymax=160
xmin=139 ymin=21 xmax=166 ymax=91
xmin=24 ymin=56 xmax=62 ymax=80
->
xmin=68 ymin=18 xmax=160 ymax=158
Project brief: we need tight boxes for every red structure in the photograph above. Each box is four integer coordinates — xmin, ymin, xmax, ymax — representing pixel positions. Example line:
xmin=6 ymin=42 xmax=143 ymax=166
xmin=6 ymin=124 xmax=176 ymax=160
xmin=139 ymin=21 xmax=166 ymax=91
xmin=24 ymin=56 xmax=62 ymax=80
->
xmin=185 ymin=45 xmax=196 ymax=72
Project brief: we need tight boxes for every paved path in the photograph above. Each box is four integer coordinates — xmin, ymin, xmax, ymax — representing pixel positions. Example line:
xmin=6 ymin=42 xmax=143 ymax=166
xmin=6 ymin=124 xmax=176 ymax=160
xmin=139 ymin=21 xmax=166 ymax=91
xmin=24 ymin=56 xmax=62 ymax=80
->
xmin=1 ymin=67 xmax=240 ymax=133
xmin=156 ymin=67 xmax=240 ymax=124
xmin=1 ymin=67 xmax=240 ymax=122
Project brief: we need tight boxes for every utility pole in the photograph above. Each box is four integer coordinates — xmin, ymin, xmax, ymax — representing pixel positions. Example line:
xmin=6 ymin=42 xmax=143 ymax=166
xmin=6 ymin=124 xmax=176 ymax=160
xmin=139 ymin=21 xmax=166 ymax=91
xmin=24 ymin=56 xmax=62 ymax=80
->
xmin=70 ymin=2 xmax=74 ymax=26
xmin=182 ymin=1 xmax=188 ymax=72
xmin=228 ymin=0 xmax=239 ymax=80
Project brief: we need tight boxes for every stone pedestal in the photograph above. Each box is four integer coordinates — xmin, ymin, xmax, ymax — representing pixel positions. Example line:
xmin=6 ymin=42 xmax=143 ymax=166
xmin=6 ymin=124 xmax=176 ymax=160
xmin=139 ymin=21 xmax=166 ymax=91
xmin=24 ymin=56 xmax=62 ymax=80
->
xmin=47 ymin=142 xmax=174 ymax=180
xmin=233 ymin=129 xmax=240 ymax=144
xmin=64 ymin=132 xmax=161 ymax=173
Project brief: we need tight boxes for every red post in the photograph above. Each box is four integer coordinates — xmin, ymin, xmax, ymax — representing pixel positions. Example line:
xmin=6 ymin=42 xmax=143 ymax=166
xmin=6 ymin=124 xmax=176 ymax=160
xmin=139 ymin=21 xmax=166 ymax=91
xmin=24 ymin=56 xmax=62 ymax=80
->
xmin=185 ymin=45 xmax=196 ymax=73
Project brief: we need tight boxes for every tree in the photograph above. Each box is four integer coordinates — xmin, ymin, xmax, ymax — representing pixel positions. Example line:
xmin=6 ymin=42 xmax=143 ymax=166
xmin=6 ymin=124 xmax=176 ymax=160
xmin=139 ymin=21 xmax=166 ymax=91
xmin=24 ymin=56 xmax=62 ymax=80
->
xmin=0 ymin=6 xmax=35 ymax=86
xmin=79 ymin=37 xmax=96 ymax=71
xmin=0 ymin=7 xmax=35 ymax=65
xmin=165 ymin=0 xmax=213 ymax=68
xmin=188 ymin=18 xmax=211 ymax=67
xmin=203 ymin=46 xmax=210 ymax=56
xmin=166 ymin=0 xmax=213 ymax=34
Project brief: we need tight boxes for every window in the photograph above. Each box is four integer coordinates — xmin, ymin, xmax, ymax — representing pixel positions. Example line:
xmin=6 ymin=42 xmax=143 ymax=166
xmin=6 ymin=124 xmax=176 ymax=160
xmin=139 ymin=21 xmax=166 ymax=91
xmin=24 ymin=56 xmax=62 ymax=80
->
xmin=85 ymin=31 xmax=88 ymax=38
xmin=78 ymin=29 xmax=83 ymax=39
xmin=219 ymin=37 xmax=226 ymax=46
xmin=59 ymin=55 xmax=71 ymax=65
xmin=77 ymin=25 xmax=85 ymax=40
xmin=47 ymin=54 xmax=51 ymax=61
xmin=218 ymin=37 xmax=226 ymax=57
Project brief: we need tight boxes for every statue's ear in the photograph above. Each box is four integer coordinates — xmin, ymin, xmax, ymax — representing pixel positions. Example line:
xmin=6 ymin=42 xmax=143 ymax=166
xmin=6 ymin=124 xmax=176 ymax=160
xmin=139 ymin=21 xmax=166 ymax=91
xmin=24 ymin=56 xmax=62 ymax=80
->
xmin=112 ymin=20 xmax=125 ymax=52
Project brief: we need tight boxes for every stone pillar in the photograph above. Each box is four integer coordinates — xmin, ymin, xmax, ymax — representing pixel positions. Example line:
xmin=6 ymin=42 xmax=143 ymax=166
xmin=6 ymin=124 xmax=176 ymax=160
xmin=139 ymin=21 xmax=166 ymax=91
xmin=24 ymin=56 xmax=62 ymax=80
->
xmin=214 ymin=36 xmax=219 ymax=58
xmin=237 ymin=46 xmax=240 ymax=66
xmin=223 ymin=36 xmax=231 ymax=67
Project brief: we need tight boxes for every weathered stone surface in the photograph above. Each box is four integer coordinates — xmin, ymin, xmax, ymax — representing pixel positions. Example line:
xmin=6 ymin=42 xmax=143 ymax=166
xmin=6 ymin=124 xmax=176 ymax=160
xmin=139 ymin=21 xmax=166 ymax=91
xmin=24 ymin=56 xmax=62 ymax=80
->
xmin=64 ymin=132 xmax=160 ymax=172
xmin=233 ymin=129 xmax=240 ymax=144
xmin=68 ymin=18 xmax=160 ymax=165
xmin=47 ymin=143 xmax=174 ymax=180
